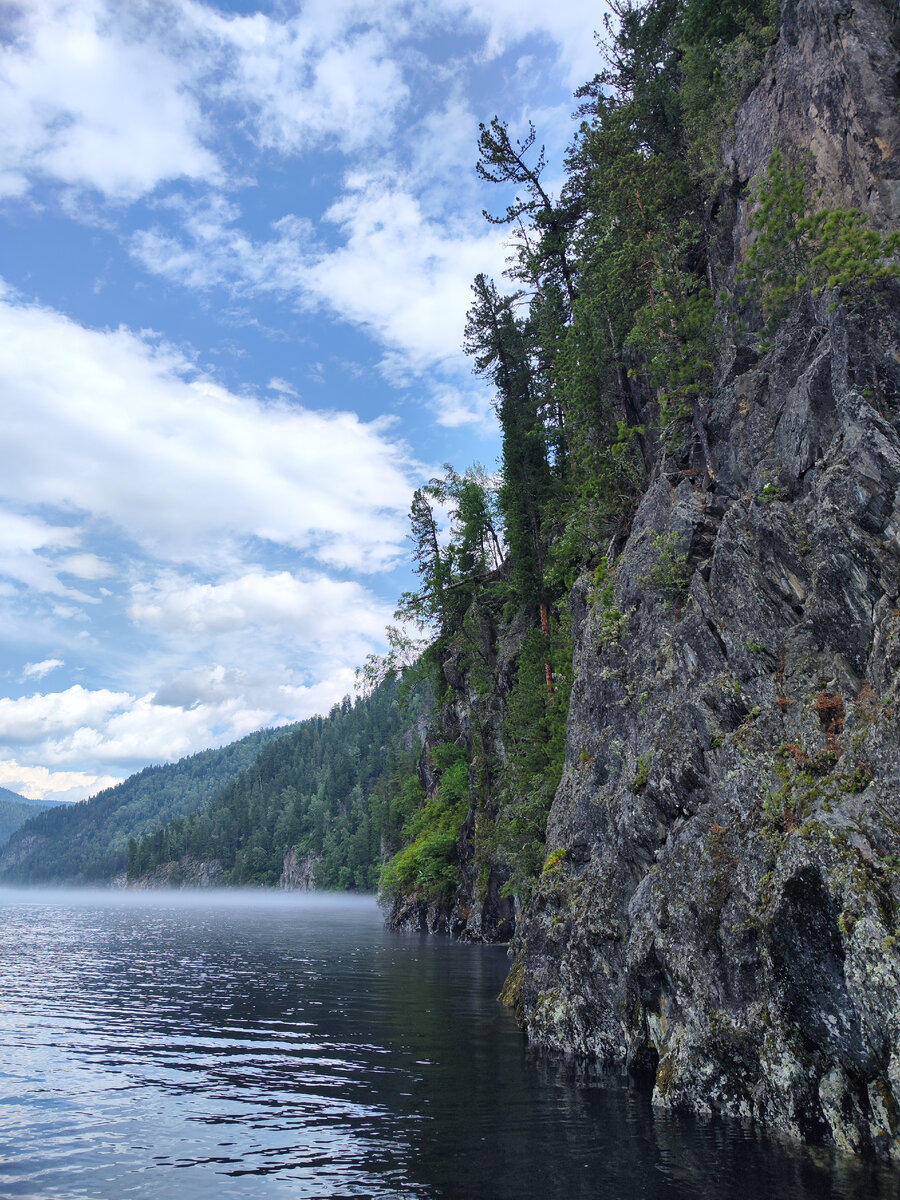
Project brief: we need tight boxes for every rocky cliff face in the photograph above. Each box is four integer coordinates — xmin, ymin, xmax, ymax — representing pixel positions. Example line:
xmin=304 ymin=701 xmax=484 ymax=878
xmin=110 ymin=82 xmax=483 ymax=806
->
xmin=280 ymin=847 xmax=320 ymax=891
xmin=510 ymin=0 xmax=900 ymax=1160
xmin=118 ymin=856 xmax=225 ymax=888
xmin=385 ymin=594 xmax=521 ymax=942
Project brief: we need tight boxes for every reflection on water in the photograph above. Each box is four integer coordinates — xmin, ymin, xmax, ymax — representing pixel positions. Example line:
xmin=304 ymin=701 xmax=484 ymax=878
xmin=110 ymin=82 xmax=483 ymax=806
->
xmin=0 ymin=888 xmax=896 ymax=1199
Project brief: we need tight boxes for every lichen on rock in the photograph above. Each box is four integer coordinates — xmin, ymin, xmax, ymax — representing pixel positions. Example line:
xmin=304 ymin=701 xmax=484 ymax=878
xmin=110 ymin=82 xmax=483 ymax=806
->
xmin=510 ymin=0 xmax=900 ymax=1160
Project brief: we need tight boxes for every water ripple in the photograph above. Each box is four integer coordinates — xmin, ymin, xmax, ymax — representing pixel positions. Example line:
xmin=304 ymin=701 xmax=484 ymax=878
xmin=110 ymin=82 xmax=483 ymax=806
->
xmin=0 ymin=889 xmax=896 ymax=1200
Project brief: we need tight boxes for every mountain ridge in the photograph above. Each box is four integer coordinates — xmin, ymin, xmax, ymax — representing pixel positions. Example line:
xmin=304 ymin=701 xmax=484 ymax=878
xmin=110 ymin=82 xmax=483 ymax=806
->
xmin=0 ymin=724 xmax=300 ymax=883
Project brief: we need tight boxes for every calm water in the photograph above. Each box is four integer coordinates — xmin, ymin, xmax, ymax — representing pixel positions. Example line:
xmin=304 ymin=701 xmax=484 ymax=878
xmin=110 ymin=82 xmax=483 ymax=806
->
xmin=0 ymin=890 xmax=897 ymax=1200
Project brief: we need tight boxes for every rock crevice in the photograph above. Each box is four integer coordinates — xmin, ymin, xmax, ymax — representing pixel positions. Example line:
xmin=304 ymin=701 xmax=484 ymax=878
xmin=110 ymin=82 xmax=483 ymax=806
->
xmin=511 ymin=0 xmax=900 ymax=1159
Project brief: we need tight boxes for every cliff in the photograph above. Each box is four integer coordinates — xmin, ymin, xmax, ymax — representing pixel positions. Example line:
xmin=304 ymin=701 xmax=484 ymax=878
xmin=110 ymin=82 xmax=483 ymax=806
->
xmin=508 ymin=0 xmax=900 ymax=1159
xmin=383 ymin=588 xmax=523 ymax=941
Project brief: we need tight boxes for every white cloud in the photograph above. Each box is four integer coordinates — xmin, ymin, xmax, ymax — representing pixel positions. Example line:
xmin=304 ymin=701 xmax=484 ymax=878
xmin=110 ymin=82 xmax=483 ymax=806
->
xmin=0 ymin=685 xmax=132 ymax=744
xmin=41 ymin=693 xmax=272 ymax=766
xmin=449 ymin=0 xmax=605 ymax=89
xmin=21 ymin=659 xmax=65 ymax=682
xmin=0 ymin=759 xmax=123 ymax=804
xmin=0 ymin=684 xmax=261 ymax=771
xmin=429 ymin=383 xmax=496 ymax=431
xmin=309 ymin=176 xmax=509 ymax=376
xmin=129 ymin=569 xmax=392 ymax=644
xmin=0 ymin=664 xmax=363 ymax=782
xmin=0 ymin=0 xmax=605 ymax=204
xmin=56 ymin=553 xmax=113 ymax=580
xmin=267 ymin=377 xmax=299 ymax=398
xmin=131 ymin=179 xmax=509 ymax=381
xmin=0 ymin=0 xmax=422 ymax=202
xmin=193 ymin=2 xmax=411 ymax=155
xmin=130 ymin=202 xmax=316 ymax=293
xmin=0 ymin=510 xmax=91 ymax=598
xmin=0 ymin=0 xmax=220 ymax=201
xmin=0 ymin=290 xmax=416 ymax=573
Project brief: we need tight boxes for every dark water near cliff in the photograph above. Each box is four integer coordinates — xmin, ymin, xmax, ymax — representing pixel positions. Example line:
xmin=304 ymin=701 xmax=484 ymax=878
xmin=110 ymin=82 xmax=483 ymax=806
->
xmin=0 ymin=890 xmax=896 ymax=1200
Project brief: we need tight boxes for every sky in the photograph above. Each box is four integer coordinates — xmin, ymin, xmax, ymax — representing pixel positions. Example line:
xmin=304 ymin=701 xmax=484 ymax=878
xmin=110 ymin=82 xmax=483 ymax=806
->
xmin=0 ymin=0 xmax=606 ymax=803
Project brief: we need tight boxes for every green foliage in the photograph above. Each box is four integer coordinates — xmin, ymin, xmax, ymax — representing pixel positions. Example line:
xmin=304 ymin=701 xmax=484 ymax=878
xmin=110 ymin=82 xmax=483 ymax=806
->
xmin=393 ymin=461 xmax=504 ymax=635
xmin=738 ymin=148 xmax=900 ymax=340
xmin=632 ymin=752 xmax=653 ymax=790
xmin=678 ymin=2 xmax=779 ymax=190
xmin=542 ymin=847 xmax=566 ymax=874
xmin=379 ymin=830 xmax=461 ymax=905
xmin=493 ymin=613 xmax=573 ymax=903
xmin=626 ymin=279 xmax=717 ymax=420
xmin=743 ymin=638 xmax=768 ymax=654
xmin=356 ymin=624 xmax=429 ymax=696
xmin=379 ymin=742 xmax=469 ymax=904
xmin=127 ymin=679 xmax=428 ymax=892
xmin=1 ymin=726 xmax=299 ymax=885
xmin=459 ymin=0 xmax=780 ymax=621
xmin=639 ymin=531 xmax=691 ymax=600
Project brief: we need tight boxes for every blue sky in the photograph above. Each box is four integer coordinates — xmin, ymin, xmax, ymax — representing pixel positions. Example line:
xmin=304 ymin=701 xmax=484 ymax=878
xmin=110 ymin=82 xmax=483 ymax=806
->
xmin=0 ymin=0 xmax=605 ymax=802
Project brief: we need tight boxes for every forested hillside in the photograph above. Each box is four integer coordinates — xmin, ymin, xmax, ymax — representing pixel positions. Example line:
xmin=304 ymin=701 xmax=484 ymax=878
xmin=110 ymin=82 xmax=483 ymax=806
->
xmin=0 ymin=789 xmax=63 ymax=849
xmin=0 ymin=725 xmax=299 ymax=883
xmin=127 ymin=679 xmax=429 ymax=890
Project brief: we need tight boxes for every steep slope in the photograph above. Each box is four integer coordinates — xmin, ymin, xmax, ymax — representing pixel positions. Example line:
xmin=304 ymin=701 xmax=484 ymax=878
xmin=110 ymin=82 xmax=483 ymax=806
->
xmin=509 ymin=0 xmax=900 ymax=1160
xmin=0 ymin=790 xmax=63 ymax=849
xmin=126 ymin=680 xmax=426 ymax=890
xmin=0 ymin=725 xmax=297 ymax=883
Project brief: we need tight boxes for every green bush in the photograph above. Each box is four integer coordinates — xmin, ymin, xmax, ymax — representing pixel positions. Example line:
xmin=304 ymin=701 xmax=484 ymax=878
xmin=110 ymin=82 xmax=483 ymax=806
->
xmin=739 ymin=149 xmax=900 ymax=340
xmin=380 ymin=829 xmax=461 ymax=904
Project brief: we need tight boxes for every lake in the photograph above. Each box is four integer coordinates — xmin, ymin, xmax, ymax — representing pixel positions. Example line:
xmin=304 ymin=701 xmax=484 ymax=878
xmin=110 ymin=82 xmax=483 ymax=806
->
xmin=0 ymin=888 xmax=896 ymax=1199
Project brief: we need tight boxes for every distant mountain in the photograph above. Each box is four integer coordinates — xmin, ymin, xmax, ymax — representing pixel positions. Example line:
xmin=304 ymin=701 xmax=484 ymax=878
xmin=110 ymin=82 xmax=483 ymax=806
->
xmin=0 ymin=786 xmax=30 ymax=806
xmin=127 ymin=680 xmax=427 ymax=892
xmin=0 ymin=725 xmax=299 ymax=884
xmin=0 ymin=786 xmax=63 ymax=810
xmin=0 ymin=789 xmax=65 ymax=849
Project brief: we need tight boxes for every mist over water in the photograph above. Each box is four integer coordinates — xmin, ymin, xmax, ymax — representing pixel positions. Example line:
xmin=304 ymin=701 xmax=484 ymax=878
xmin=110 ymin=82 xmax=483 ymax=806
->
xmin=0 ymin=888 xmax=895 ymax=1199
xmin=0 ymin=885 xmax=378 ymax=911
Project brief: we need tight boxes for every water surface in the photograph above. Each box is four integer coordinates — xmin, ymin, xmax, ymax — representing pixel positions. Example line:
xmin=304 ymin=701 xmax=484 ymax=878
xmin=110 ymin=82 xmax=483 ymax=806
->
xmin=0 ymin=888 xmax=895 ymax=1199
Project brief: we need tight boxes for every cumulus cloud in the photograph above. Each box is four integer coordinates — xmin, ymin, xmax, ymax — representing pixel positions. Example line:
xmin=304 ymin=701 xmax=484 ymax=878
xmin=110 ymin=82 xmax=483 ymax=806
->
xmin=131 ymin=179 xmax=509 ymax=383
xmin=0 ymin=0 xmax=430 ymax=201
xmin=308 ymin=176 xmax=509 ymax=376
xmin=0 ymin=685 xmax=132 ymax=744
xmin=187 ymin=0 xmax=411 ymax=156
xmin=1 ymin=0 xmax=604 ymax=204
xmin=0 ymin=759 xmax=124 ymax=804
xmin=56 ymin=554 xmax=113 ymax=581
xmin=0 ymin=290 xmax=416 ymax=572
xmin=448 ymin=0 xmax=604 ymax=89
xmin=40 ymin=693 xmax=273 ymax=766
xmin=0 ymin=664 xmax=362 ymax=786
xmin=129 ymin=569 xmax=392 ymax=644
xmin=0 ymin=510 xmax=93 ymax=599
xmin=130 ymin=203 xmax=315 ymax=293
xmin=429 ymin=384 xmax=497 ymax=431
xmin=0 ymin=291 xmax=409 ymax=782
xmin=0 ymin=0 xmax=220 ymax=201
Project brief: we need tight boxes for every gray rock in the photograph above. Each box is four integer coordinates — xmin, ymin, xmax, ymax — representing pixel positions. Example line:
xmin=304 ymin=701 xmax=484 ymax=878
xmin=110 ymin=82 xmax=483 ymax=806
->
xmin=280 ymin=847 xmax=321 ymax=891
xmin=510 ymin=0 xmax=900 ymax=1159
